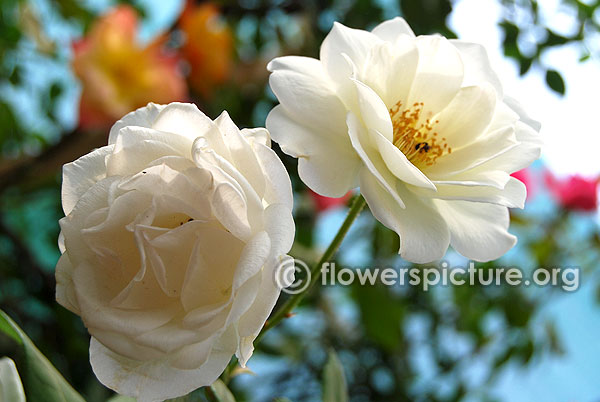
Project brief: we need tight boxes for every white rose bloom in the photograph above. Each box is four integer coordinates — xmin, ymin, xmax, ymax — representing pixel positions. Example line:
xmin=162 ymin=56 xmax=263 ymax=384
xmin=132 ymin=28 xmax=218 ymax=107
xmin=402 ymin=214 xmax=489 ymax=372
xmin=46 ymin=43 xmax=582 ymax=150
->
xmin=56 ymin=103 xmax=294 ymax=401
xmin=266 ymin=17 xmax=542 ymax=263
xmin=0 ymin=358 xmax=25 ymax=402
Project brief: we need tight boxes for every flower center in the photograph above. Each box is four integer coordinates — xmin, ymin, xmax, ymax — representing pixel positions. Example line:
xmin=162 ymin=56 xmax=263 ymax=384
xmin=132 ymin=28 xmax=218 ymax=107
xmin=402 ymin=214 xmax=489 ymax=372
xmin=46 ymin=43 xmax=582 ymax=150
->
xmin=389 ymin=100 xmax=451 ymax=168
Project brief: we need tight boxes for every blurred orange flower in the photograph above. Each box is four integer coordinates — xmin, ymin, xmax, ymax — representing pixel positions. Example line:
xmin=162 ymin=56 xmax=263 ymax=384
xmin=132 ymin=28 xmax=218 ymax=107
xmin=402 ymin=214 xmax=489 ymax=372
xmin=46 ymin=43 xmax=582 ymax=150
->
xmin=179 ymin=1 xmax=233 ymax=97
xmin=72 ymin=6 xmax=187 ymax=130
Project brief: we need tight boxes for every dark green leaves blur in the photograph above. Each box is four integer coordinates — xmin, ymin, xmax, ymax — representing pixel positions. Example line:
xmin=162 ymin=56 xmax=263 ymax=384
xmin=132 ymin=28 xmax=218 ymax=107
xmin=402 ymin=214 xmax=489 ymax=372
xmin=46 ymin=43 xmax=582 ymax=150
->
xmin=0 ymin=310 xmax=84 ymax=402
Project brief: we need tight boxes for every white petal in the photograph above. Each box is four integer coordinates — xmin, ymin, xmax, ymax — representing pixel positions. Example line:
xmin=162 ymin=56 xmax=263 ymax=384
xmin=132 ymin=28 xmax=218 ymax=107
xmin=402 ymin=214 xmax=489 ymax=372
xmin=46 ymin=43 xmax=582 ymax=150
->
xmin=360 ymin=171 xmax=450 ymax=263
xmin=108 ymin=103 xmax=166 ymax=144
xmin=62 ymin=145 xmax=114 ymax=215
xmin=211 ymin=182 xmax=252 ymax=241
xmin=407 ymin=35 xmax=464 ymax=115
xmin=263 ymin=203 xmax=295 ymax=257
xmin=411 ymin=176 xmax=526 ymax=208
xmin=424 ymin=126 xmax=518 ymax=178
xmin=151 ymin=103 xmax=215 ymax=142
xmin=214 ymin=111 xmax=266 ymax=199
xmin=433 ymin=169 xmax=510 ymax=190
xmin=241 ymin=127 xmax=270 ymax=147
xmin=55 ymin=253 xmax=80 ymax=314
xmin=236 ymin=256 xmax=285 ymax=366
xmin=89 ymin=327 xmax=236 ymax=402
xmin=434 ymin=200 xmax=516 ymax=261
xmin=432 ymin=83 xmax=497 ymax=149
xmin=352 ymin=79 xmax=393 ymax=140
xmin=371 ymin=129 xmax=436 ymax=190
xmin=232 ymin=231 xmax=271 ymax=290
xmin=371 ymin=17 xmax=415 ymax=41
xmin=60 ymin=177 xmax=120 ymax=266
xmin=0 ymin=357 xmax=25 ymax=402
xmin=361 ymin=40 xmax=419 ymax=108
xmin=320 ymin=22 xmax=381 ymax=85
xmin=267 ymin=56 xmax=348 ymax=136
xmin=253 ymin=142 xmax=293 ymax=209
xmin=478 ymin=121 xmax=542 ymax=174
xmin=347 ymin=112 xmax=405 ymax=208
xmin=440 ymin=118 xmax=542 ymax=178
xmin=236 ymin=268 xmax=278 ymax=366
xmin=266 ymin=105 xmax=360 ymax=197
xmin=106 ymin=127 xmax=191 ymax=176
xmin=72 ymin=261 xmax=177 ymax=340
xmin=503 ymin=96 xmax=542 ymax=131
xmin=235 ymin=205 xmax=294 ymax=365
xmin=450 ymin=40 xmax=503 ymax=96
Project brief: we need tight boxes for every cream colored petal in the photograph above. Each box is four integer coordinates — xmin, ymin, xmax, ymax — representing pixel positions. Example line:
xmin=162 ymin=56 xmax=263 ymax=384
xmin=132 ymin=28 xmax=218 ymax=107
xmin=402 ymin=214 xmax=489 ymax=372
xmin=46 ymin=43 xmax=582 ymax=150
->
xmin=151 ymin=102 xmax=216 ymax=143
xmin=106 ymin=127 xmax=191 ymax=176
xmin=450 ymin=40 xmax=503 ymax=96
xmin=89 ymin=326 xmax=236 ymax=402
xmin=62 ymin=145 xmax=114 ymax=215
xmin=266 ymin=105 xmax=361 ymax=197
xmin=347 ymin=112 xmax=406 ymax=208
xmin=0 ymin=357 xmax=25 ymax=402
xmin=108 ymin=102 xmax=166 ymax=144
xmin=411 ymin=176 xmax=526 ymax=208
xmin=214 ymin=111 xmax=266 ymax=198
xmin=407 ymin=35 xmax=464 ymax=116
xmin=435 ymin=199 xmax=516 ymax=262
xmin=352 ymin=79 xmax=394 ymax=140
xmin=361 ymin=40 xmax=419 ymax=108
xmin=424 ymin=126 xmax=518 ymax=178
xmin=267 ymin=56 xmax=348 ymax=137
xmin=55 ymin=253 xmax=80 ymax=314
xmin=319 ymin=22 xmax=382 ymax=88
xmin=180 ymin=225 xmax=245 ymax=311
xmin=360 ymin=171 xmax=450 ymax=263
xmin=371 ymin=17 xmax=415 ymax=41
xmin=253 ymin=142 xmax=293 ymax=209
xmin=432 ymin=83 xmax=497 ymax=149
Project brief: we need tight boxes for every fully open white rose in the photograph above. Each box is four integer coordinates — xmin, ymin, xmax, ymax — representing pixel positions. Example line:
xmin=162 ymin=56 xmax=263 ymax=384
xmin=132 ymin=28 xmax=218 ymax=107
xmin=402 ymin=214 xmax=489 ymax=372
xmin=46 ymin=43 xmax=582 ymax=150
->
xmin=56 ymin=103 xmax=294 ymax=401
xmin=266 ymin=17 xmax=542 ymax=263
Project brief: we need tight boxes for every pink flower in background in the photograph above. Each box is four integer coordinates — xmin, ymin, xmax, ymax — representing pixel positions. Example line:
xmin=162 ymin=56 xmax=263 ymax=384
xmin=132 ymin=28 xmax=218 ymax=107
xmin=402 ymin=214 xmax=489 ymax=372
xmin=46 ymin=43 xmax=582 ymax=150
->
xmin=309 ymin=190 xmax=352 ymax=212
xmin=72 ymin=6 xmax=187 ymax=130
xmin=511 ymin=168 xmax=535 ymax=200
xmin=545 ymin=171 xmax=599 ymax=212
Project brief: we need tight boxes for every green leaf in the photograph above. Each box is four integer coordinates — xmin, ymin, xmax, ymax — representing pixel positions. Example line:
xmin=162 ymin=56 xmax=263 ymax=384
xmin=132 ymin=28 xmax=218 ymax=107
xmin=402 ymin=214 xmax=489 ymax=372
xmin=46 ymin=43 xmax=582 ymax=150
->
xmin=210 ymin=379 xmax=236 ymax=402
xmin=545 ymin=69 xmax=565 ymax=95
xmin=0 ymin=310 xmax=85 ymax=402
xmin=351 ymin=283 xmax=405 ymax=351
xmin=0 ymin=357 xmax=26 ymax=402
xmin=519 ymin=58 xmax=533 ymax=76
xmin=322 ymin=350 xmax=348 ymax=402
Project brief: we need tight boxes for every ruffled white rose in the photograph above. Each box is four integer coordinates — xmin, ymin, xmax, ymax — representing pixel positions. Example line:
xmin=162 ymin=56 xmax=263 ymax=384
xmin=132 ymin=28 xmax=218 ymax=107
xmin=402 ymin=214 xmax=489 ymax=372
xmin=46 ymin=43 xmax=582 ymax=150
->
xmin=55 ymin=103 xmax=294 ymax=401
xmin=266 ymin=17 xmax=542 ymax=263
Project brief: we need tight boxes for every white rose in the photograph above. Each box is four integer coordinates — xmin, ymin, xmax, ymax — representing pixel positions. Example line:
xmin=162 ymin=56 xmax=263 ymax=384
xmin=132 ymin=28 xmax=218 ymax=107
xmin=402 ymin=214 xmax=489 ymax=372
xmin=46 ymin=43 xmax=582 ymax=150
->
xmin=55 ymin=103 xmax=294 ymax=401
xmin=0 ymin=358 xmax=25 ymax=402
xmin=266 ymin=17 xmax=542 ymax=263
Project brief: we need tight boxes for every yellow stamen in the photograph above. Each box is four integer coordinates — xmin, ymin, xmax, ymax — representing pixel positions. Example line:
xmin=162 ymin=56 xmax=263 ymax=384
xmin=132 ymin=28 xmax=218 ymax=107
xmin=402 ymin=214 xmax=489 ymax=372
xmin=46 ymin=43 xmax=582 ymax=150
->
xmin=389 ymin=100 xmax=451 ymax=168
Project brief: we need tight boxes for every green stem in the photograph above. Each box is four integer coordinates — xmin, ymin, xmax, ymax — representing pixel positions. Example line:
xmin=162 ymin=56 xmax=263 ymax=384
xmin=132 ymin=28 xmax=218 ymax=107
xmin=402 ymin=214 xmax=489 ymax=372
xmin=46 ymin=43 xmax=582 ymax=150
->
xmin=221 ymin=194 xmax=366 ymax=384
xmin=258 ymin=194 xmax=366 ymax=341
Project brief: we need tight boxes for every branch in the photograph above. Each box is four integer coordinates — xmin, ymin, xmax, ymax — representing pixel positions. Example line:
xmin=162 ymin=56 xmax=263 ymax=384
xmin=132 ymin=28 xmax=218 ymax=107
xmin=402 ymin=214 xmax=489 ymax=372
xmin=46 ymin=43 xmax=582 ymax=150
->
xmin=0 ymin=129 xmax=107 ymax=193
